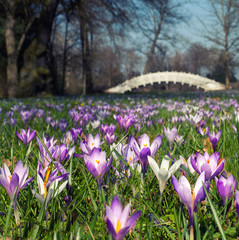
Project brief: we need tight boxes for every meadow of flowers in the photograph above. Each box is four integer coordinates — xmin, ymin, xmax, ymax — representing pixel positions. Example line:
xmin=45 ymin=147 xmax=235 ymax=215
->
xmin=0 ymin=92 xmax=239 ymax=239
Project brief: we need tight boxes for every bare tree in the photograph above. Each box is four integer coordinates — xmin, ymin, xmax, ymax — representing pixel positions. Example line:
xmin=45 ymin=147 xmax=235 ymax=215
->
xmin=184 ymin=43 xmax=209 ymax=75
xmin=2 ymin=0 xmax=60 ymax=97
xmin=138 ymin=0 xmax=187 ymax=74
xmin=72 ymin=0 xmax=135 ymax=94
xmin=124 ymin=49 xmax=141 ymax=79
xmin=169 ymin=51 xmax=188 ymax=72
xmin=200 ymin=0 xmax=239 ymax=89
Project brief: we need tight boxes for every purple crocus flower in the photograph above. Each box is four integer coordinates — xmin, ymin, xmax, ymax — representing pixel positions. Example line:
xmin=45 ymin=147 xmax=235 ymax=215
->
xmin=106 ymin=195 xmax=141 ymax=240
xmin=191 ymin=151 xmax=224 ymax=181
xmin=10 ymin=117 xmax=17 ymax=126
xmin=105 ymin=132 xmax=118 ymax=145
xmin=71 ymin=127 xmax=82 ymax=141
xmin=235 ymin=190 xmax=239 ymax=216
xmin=20 ymin=110 xmax=33 ymax=124
xmin=100 ymin=124 xmax=116 ymax=136
xmin=52 ymin=143 xmax=75 ymax=163
xmin=16 ymin=127 xmax=36 ymax=146
xmin=114 ymin=114 xmax=136 ymax=133
xmin=31 ymin=161 xmax=69 ymax=208
xmin=80 ymin=133 xmax=103 ymax=155
xmin=198 ymin=126 xmax=209 ymax=137
xmin=62 ymin=130 xmax=75 ymax=147
xmin=37 ymin=136 xmax=57 ymax=168
xmin=130 ymin=133 xmax=162 ymax=178
xmin=164 ymin=126 xmax=178 ymax=150
xmin=215 ymin=173 xmax=237 ymax=205
xmin=232 ymin=124 xmax=237 ymax=133
xmin=0 ymin=160 xmax=33 ymax=225
xmin=171 ymin=171 xmax=210 ymax=226
xmin=58 ymin=119 xmax=68 ymax=132
xmin=111 ymin=143 xmax=138 ymax=179
xmin=209 ymin=130 xmax=221 ymax=152
xmin=83 ymin=148 xmax=112 ymax=189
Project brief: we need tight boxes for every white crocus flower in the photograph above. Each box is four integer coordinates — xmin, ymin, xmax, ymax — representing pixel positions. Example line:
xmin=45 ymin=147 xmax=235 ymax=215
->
xmin=32 ymin=174 xmax=68 ymax=209
xmin=148 ymin=155 xmax=182 ymax=195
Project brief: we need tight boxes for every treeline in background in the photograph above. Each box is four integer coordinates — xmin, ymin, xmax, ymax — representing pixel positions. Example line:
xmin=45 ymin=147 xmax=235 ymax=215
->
xmin=0 ymin=0 xmax=239 ymax=98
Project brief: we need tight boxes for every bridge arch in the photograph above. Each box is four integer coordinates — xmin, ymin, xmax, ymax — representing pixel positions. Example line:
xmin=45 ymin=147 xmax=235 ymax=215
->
xmin=105 ymin=71 xmax=226 ymax=93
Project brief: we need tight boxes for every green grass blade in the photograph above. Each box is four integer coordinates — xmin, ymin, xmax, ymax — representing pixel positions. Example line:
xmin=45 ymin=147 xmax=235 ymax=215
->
xmin=203 ymin=183 xmax=226 ymax=240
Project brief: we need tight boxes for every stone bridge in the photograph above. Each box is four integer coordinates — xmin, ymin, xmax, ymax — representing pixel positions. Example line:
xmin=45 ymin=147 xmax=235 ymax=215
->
xmin=105 ymin=71 xmax=226 ymax=93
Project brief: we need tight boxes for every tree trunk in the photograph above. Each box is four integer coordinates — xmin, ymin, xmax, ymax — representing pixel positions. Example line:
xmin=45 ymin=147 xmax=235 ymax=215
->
xmin=143 ymin=0 xmax=167 ymax=74
xmin=79 ymin=5 xmax=93 ymax=95
xmin=19 ymin=0 xmax=59 ymax=96
xmin=61 ymin=15 xmax=69 ymax=95
xmin=224 ymin=49 xmax=230 ymax=89
xmin=143 ymin=20 xmax=164 ymax=75
xmin=5 ymin=0 xmax=18 ymax=97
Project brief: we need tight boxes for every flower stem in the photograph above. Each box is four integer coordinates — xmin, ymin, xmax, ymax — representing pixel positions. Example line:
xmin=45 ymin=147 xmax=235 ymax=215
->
xmin=158 ymin=192 xmax=163 ymax=214
xmin=14 ymin=206 xmax=20 ymax=226
xmin=190 ymin=225 xmax=194 ymax=240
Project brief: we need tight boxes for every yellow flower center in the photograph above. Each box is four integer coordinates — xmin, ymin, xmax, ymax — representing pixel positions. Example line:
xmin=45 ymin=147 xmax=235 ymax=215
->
xmin=126 ymin=157 xmax=133 ymax=178
xmin=116 ymin=219 xmax=121 ymax=233
xmin=192 ymin=188 xmax=195 ymax=208
xmin=8 ymin=175 xmax=11 ymax=182
xmin=96 ymin=160 xmax=100 ymax=164
xmin=207 ymin=159 xmax=211 ymax=167
xmin=44 ymin=166 xmax=51 ymax=199
xmin=183 ymin=158 xmax=187 ymax=166
xmin=143 ymin=144 xmax=147 ymax=147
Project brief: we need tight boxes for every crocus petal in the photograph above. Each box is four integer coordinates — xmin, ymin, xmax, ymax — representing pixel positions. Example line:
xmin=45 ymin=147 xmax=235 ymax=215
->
xmin=178 ymin=176 xmax=193 ymax=210
xmin=235 ymin=190 xmax=239 ymax=216
xmin=139 ymin=134 xmax=150 ymax=149
xmin=111 ymin=195 xmax=122 ymax=222
xmin=150 ymin=135 xmax=162 ymax=156
xmin=160 ymin=158 xmax=170 ymax=171
xmin=13 ymin=160 xmax=27 ymax=182
xmin=84 ymin=159 xmax=98 ymax=179
xmin=168 ymin=159 xmax=182 ymax=177
xmin=10 ymin=173 xmax=19 ymax=195
xmin=0 ymin=177 xmax=12 ymax=197
xmin=190 ymin=154 xmax=200 ymax=174
xmin=126 ymin=210 xmax=141 ymax=229
xmin=193 ymin=172 xmax=208 ymax=210
xmin=210 ymin=159 xmax=224 ymax=179
xmin=171 ymin=174 xmax=180 ymax=194
xmin=106 ymin=206 xmax=115 ymax=228
xmin=217 ymin=181 xmax=227 ymax=199
xmin=120 ymin=203 xmax=130 ymax=228
xmin=16 ymin=131 xmax=24 ymax=143
xmin=21 ymin=177 xmax=33 ymax=189
xmin=37 ymin=174 xmax=45 ymax=196
xmin=130 ymin=136 xmax=140 ymax=157
xmin=157 ymin=169 xmax=169 ymax=182
xmin=139 ymin=147 xmax=151 ymax=163
xmin=54 ymin=161 xmax=68 ymax=175
xmin=200 ymin=163 xmax=212 ymax=181
xmin=54 ymin=180 xmax=68 ymax=197
xmin=195 ymin=153 xmax=206 ymax=171
xmin=116 ymin=226 xmax=131 ymax=240
xmin=31 ymin=189 xmax=44 ymax=204
xmin=28 ymin=130 xmax=36 ymax=142
xmin=3 ymin=164 xmax=11 ymax=180
xmin=148 ymin=156 xmax=160 ymax=182
xmin=107 ymin=219 xmax=118 ymax=239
